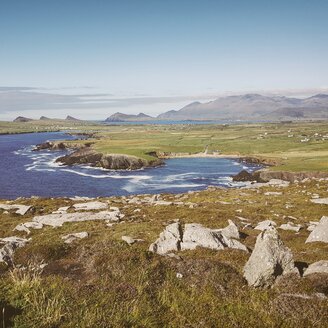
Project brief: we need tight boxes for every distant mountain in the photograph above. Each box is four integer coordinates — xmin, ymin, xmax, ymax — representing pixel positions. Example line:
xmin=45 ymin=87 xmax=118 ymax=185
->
xmin=13 ymin=116 xmax=34 ymax=122
xmin=40 ymin=116 xmax=51 ymax=120
xmin=105 ymin=112 xmax=154 ymax=122
xmin=65 ymin=115 xmax=81 ymax=121
xmin=157 ymin=94 xmax=328 ymax=121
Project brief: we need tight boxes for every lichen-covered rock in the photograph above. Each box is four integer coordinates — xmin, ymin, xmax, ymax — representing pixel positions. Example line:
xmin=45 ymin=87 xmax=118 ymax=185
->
xmin=303 ymin=261 xmax=328 ymax=276
xmin=243 ymin=227 xmax=298 ymax=287
xmin=306 ymin=216 xmax=328 ymax=243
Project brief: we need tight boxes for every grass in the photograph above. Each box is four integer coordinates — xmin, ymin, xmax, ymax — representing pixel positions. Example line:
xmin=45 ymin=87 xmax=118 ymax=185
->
xmin=0 ymin=179 xmax=327 ymax=326
xmin=2 ymin=120 xmax=328 ymax=172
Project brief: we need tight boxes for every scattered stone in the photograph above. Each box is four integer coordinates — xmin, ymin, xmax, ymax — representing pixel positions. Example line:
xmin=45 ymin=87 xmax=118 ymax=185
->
xmin=0 ymin=204 xmax=32 ymax=216
xmin=310 ymin=198 xmax=328 ymax=205
xmin=121 ymin=235 xmax=143 ymax=245
xmin=303 ymin=261 xmax=328 ymax=276
xmin=73 ymin=201 xmax=108 ymax=211
xmin=243 ymin=227 xmax=298 ymax=287
xmin=61 ymin=232 xmax=88 ymax=244
xmin=176 ymin=273 xmax=183 ymax=279
xmin=0 ymin=237 xmax=30 ymax=265
xmin=254 ymin=220 xmax=277 ymax=231
xmin=14 ymin=221 xmax=43 ymax=234
xmin=32 ymin=210 xmax=121 ymax=228
xmin=264 ymin=192 xmax=282 ymax=196
xmin=279 ymin=222 xmax=302 ymax=232
xmin=306 ymin=216 xmax=328 ymax=243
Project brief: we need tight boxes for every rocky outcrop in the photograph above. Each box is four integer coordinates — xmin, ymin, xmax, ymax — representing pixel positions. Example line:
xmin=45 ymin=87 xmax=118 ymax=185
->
xmin=243 ymin=227 xmax=298 ymax=287
xmin=149 ymin=221 xmax=247 ymax=255
xmin=13 ymin=116 xmax=33 ymax=122
xmin=305 ymin=216 xmax=328 ymax=243
xmin=56 ymin=148 xmax=163 ymax=170
xmin=232 ymin=170 xmax=261 ymax=182
xmin=257 ymin=171 xmax=328 ymax=182
xmin=33 ymin=141 xmax=86 ymax=151
xmin=0 ymin=237 xmax=30 ymax=265
xmin=233 ymin=169 xmax=328 ymax=183
xmin=303 ymin=261 xmax=328 ymax=276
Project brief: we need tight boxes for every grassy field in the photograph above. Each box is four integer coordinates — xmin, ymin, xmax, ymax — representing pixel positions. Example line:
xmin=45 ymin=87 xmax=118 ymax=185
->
xmin=1 ymin=120 xmax=328 ymax=171
xmin=0 ymin=180 xmax=327 ymax=327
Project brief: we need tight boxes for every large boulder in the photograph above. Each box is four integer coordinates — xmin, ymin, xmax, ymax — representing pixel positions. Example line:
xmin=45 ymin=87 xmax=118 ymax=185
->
xmin=180 ymin=223 xmax=247 ymax=251
xmin=243 ymin=227 xmax=298 ymax=287
xmin=305 ymin=216 xmax=328 ymax=243
xmin=303 ymin=261 xmax=328 ymax=276
xmin=149 ymin=221 xmax=247 ymax=255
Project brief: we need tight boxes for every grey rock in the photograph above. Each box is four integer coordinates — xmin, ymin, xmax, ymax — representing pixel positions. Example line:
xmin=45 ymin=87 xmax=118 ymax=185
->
xmin=306 ymin=216 xmax=328 ymax=243
xmin=303 ymin=261 xmax=328 ymax=276
xmin=32 ymin=210 xmax=121 ymax=228
xmin=243 ymin=227 xmax=298 ymax=287
xmin=73 ymin=201 xmax=108 ymax=211
xmin=220 ymin=219 xmax=241 ymax=239
xmin=14 ymin=221 xmax=43 ymax=234
xmin=0 ymin=204 xmax=32 ymax=216
xmin=150 ymin=221 xmax=247 ymax=255
xmin=254 ymin=220 xmax=277 ymax=231
xmin=149 ymin=222 xmax=182 ymax=255
xmin=279 ymin=222 xmax=302 ymax=232
xmin=0 ymin=236 xmax=30 ymax=265
xmin=121 ymin=235 xmax=143 ymax=245
xmin=310 ymin=198 xmax=328 ymax=205
xmin=61 ymin=232 xmax=88 ymax=244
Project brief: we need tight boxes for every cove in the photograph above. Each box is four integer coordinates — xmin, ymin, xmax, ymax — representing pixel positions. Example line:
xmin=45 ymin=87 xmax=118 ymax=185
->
xmin=0 ymin=132 xmax=262 ymax=199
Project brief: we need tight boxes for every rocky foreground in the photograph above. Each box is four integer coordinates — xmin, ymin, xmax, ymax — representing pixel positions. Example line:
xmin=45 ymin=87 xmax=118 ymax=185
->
xmin=0 ymin=178 xmax=327 ymax=327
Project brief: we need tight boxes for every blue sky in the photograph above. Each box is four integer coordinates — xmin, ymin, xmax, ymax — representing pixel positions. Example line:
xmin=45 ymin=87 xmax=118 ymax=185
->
xmin=0 ymin=0 xmax=328 ymax=119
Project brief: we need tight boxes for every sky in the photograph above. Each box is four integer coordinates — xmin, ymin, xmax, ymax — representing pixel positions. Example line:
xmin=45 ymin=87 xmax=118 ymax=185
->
xmin=0 ymin=0 xmax=328 ymax=120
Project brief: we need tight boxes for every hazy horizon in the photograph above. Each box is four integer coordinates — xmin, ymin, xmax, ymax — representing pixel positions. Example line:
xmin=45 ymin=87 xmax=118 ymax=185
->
xmin=1 ymin=0 xmax=328 ymax=120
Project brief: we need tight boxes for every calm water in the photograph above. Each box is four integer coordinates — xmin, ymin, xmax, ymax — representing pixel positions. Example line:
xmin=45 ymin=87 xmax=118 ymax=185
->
xmin=0 ymin=132 xmax=261 ymax=199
